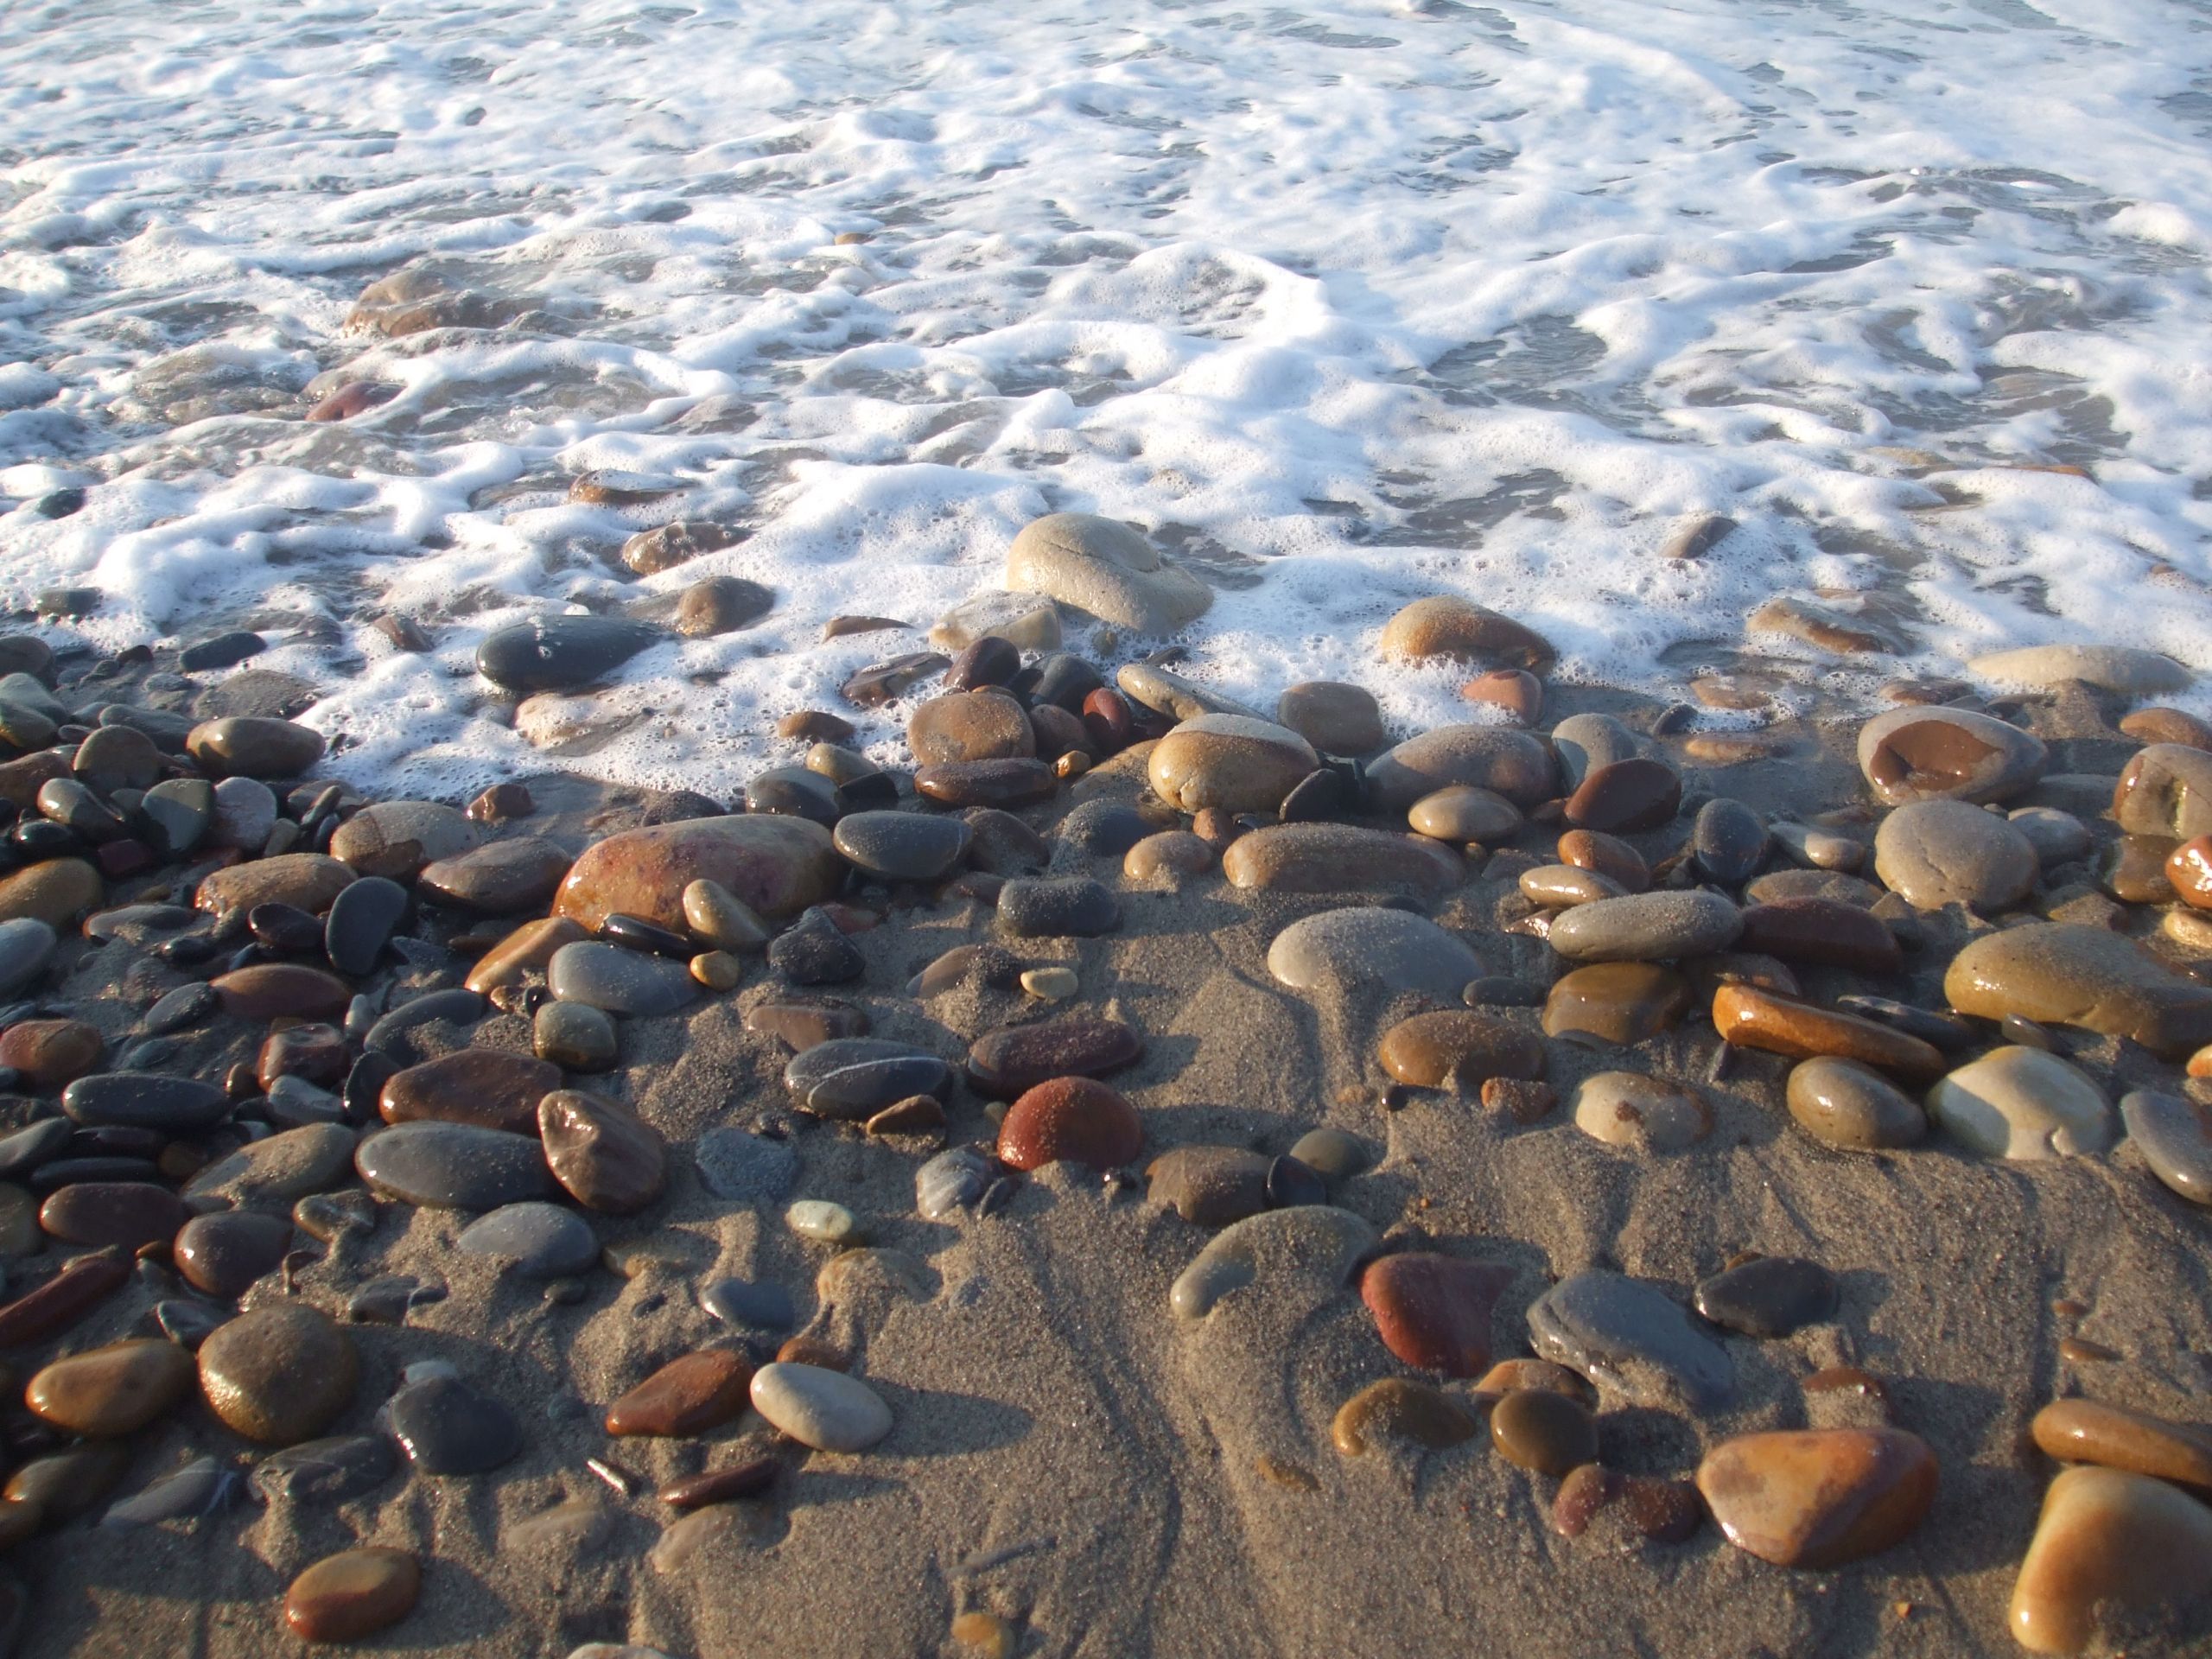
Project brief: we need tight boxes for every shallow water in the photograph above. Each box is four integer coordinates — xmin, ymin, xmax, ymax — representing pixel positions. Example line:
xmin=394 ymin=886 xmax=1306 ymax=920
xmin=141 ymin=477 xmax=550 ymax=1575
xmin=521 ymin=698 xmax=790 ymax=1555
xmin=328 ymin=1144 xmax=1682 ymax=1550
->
xmin=3 ymin=0 xmax=2211 ymax=797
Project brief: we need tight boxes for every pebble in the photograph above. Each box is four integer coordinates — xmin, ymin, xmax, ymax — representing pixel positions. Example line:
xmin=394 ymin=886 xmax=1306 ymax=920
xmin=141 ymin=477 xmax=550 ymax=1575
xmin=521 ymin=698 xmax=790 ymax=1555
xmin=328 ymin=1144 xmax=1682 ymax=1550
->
xmin=917 ymin=1147 xmax=995 ymax=1220
xmin=1547 ymin=890 xmax=1741 ymax=963
xmin=1221 ymin=822 xmax=1463 ymax=896
xmin=1696 ymin=1427 xmax=1938 ymax=1568
xmin=1004 ymin=512 xmax=1211 ymax=635
xmin=198 ymin=1305 xmax=358 ymax=1444
xmin=1945 ymin=922 xmax=2212 ymax=1058
xmin=1267 ymin=906 xmax=1484 ymax=999
xmin=2008 ymin=1466 xmax=2212 ymax=1652
xmin=251 ymin=1434 xmax=398 ymax=1504
xmin=1147 ymin=1147 xmax=1270 ymax=1226
xmin=1928 ymin=1046 xmax=2114 ymax=1160
xmin=457 ymin=1203 xmax=599 ymax=1277
xmin=1331 ymin=1377 xmax=1482 ymax=1456
xmin=39 ymin=1181 xmax=188 ymax=1250
xmin=1772 ymin=820 xmax=1864 ymax=873
xmin=548 ymin=940 xmax=699 ymax=1016
xmin=475 ymin=613 xmax=662 ymax=694
xmin=1541 ymin=963 xmax=1689 ymax=1044
xmin=930 ymin=589 xmax=1062 ymax=653
xmin=1694 ymin=1256 xmax=1840 ymax=1337
xmin=320 ymin=874 xmax=408 ymax=976
xmin=1689 ymin=797 xmax=1767 ymax=884
xmin=283 ymin=1547 xmax=420 ymax=1643
xmin=1528 ymin=1270 xmax=1733 ymax=1411
xmin=998 ymin=1077 xmax=1142 ymax=1171
xmin=1288 ymin=1128 xmax=1368 ymax=1179
xmin=2118 ymin=1090 xmax=2212 ymax=1204
xmin=184 ymin=715 xmax=325 ymax=779
xmin=1491 ymin=1387 xmax=1599 ymax=1477
xmin=554 ymin=815 xmax=842 ymax=932
xmin=996 ymin=875 xmax=1119 ymax=938
xmin=1872 ymin=798 xmax=2040 ymax=912
xmin=1361 ymin=1251 xmax=1513 ymax=1376
xmin=695 ymin=1128 xmax=798 ymax=1204
xmin=328 ymin=798 xmax=477 ymax=878
xmin=1565 ymin=757 xmax=1681 ymax=835
xmin=1735 ymin=897 xmax=1902 ymax=974
xmin=1970 ymin=642 xmax=2190 ymax=695
xmin=787 ymin=1198 xmax=861 ymax=1244
xmin=1367 ymin=724 xmax=1555 ymax=810
xmin=101 ymin=1455 xmax=242 ymax=1528
xmin=1170 ymin=1205 xmax=1375 ymax=1319
xmin=0 ymin=1118 xmax=68 ymax=1180
xmin=0 ymin=917 xmax=54 ymax=995
xmin=1573 ymin=1071 xmax=1712 ymax=1153
xmin=26 ymin=1339 xmax=195 ymax=1436
xmin=1147 ymin=715 xmax=1318 ymax=814
xmin=464 ymin=917 xmax=586 ymax=995
xmin=1406 ymin=785 xmax=1522 ymax=845
xmin=700 ymin=1278 xmax=795 ymax=1332
xmin=1857 ymin=706 xmax=2046 ymax=804
xmin=0 ymin=857 xmax=100 ymax=930
xmin=1274 ymin=682 xmax=1385 ymax=755
xmin=356 ymin=1121 xmax=552 ymax=1209
xmin=1551 ymin=1463 xmax=1704 ymax=1543
xmin=539 ymin=1090 xmax=666 ymax=1213
xmin=832 ymin=810 xmax=971 ymax=880
xmin=208 ymin=775 xmax=279 ymax=852
xmin=606 ymin=1349 xmax=754 ymax=1437
xmin=1379 ymin=595 xmax=1554 ymax=671
xmin=1713 ymin=984 xmax=1946 ymax=1077
xmin=683 ymin=879 xmax=770 ymax=953
xmin=916 ymin=757 xmax=1059 ymax=808
xmin=785 ymin=1038 xmax=952 ymax=1118
xmin=536 ymin=999 xmax=619 ymax=1071
xmin=908 ymin=689 xmax=1035 ymax=766
xmin=2031 ymin=1399 xmax=2212 ymax=1497
xmin=174 ymin=1211 xmax=294 ymax=1298
xmin=677 ymin=575 xmax=774 ymax=637
xmin=1376 ymin=1011 xmax=1543 ymax=1090
xmin=969 ymin=1014 xmax=1141 ymax=1097
xmin=750 ymin=1359 xmax=895 ymax=1452
xmin=1020 ymin=966 xmax=1078 ymax=1001
xmin=1785 ymin=1058 xmax=1928 ymax=1150
xmin=1124 ymin=830 xmax=1213 ymax=881
xmin=62 ymin=1071 xmax=232 ymax=1134
xmin=389 ymin=1372 xmax=523 ymax=1473
xmin=380 ymin=1048 xmax=562 ymax=1135
xmin=843 ymin=651 xmax=948 ymax=707
xmin=766 ymin=907 xmax=866 ymax=983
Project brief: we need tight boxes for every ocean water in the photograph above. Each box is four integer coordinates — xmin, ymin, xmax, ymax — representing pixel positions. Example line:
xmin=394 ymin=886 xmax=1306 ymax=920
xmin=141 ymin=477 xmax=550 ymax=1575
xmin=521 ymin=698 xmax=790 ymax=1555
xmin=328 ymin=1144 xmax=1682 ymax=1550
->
xmin=3 ymin=0 xmax=2211 ymax=799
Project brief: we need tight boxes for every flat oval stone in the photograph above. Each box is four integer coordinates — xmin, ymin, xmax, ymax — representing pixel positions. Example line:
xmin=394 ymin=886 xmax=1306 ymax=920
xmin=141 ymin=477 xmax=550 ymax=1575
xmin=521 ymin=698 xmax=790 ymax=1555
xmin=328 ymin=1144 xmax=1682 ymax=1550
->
xmin=1559 ymin=828 xmax=1649 ymax=891
xmin=1541 ymin=963 xmax=1688 ymax=1044
xmin=1573 ymin=1071 xmax=1712 ymax=1153
xmin=1221 ymin=822 xmax=1464 ymax=897
xmin=1361 ymin=1252 xmax=1513 ymax=1377
xmin=917 ymin=1147 xmax=993 ymax=1219
xmin=1973 ymin=643 xmax=2190 ymax=696
xmin=554 ymin=815 xmax=842 ymax=931
xmin=914 ymin=758 xmax=1058 ymax=808
xmin=284 ymin=1547 xmax=420 ymax=1643
xmin=1491 ymin=1387 xmax=1599 ymax=1476
xmin=1376 ymin=1011 xmax=1543 ymax=1090
xmin=547 ymin=941 xmax=698 ymax=1016
xmin=329 ymin=799 xmax=477 ymax=878
xmin=1171 ymin=1205 xmax=1376 ymax=1319
xmin=1147 ymin=1146 xmax=1270 ymax=1227
xmin=996 ymin=876 xmax=1118 ymax=938
xmin=2032 ymin=1399 xmax=2212 ymax=1495
xmin=744 ymin=992 xmax=866 ymax=1051
xmin=968 ymin=1015 xmax=1142 ymax=1097
xmin=457 ymin=1202 xmax=597 ymax=1277
xmin=39 ymin=1180 xmax=187 ymax=1249
xmin=2117 ymin=1090 xmax=2212 ymax=1205
xmin=380 ymin=1048 xmax=562 ymax=1135
xmin=389 ymin=1373 xmax=522 ymax=1473
xmin=174 ymin=1211 xmax=294 ymax=1298
xmin=1698 ymin=1427 xmax=1937 ymax=1568
xmin=416 ymin=836 xmax=572 ymax=913
xmin=998 ymin=1077 xmax=1142 ymax=1171
xmin=1408 ymin=785 xmax=1522 ymax=844
xmin=1694 ymin=1256 xmax=1839 ymax=1337
xmin=198 ymin=1304 xmax=358 ymax=1444
xmin=1528 ymin=1270 xmax=1733 ymax=1412
xmin=27 ymin=1338 xmax=195 ymax=1436
xmin=1520 ymin=864 xmax=1624 ymax=907
xmin=1945 ymin=922 xmax=2212 ymax=1059
xmin=1858 ymin=705 xmax=2046 ymax=806
xmin=356 ymin=1122 xmax=552 ymax=1209
xmin=748 ymin=1361 xmax=893 ymax=1452
xmin=0 ymin=857 xmax=98 ymax=930
xmin=0 ymin=1017 xmax=99 ymax=1088
xmin=908 ymin=688 xmax=1034 ymax=766
xmin=2010 ymin=1466 xmax=2212 ymax=1652
xmin=476 ymin=613 xmax=661 ymax=694
xmin=539 ymin=1090 xmax=666 ymax=1214
xmin=185 ymin=715 xmax=326 ymax=779
xmin=1873 ymin=798 xmax=2037 ymax=912
xmin=1736 ymin=898 xmax=1902 ymax=974
xmin=1367 ymin=724 xmax=1555 ymax=810
xmin=0 ymin=1116 xmax=71 ymax=1180
xmin=1928 ymin=1046 xmax=2113 ymax=1160
xmin=462 ymin=916 xmax=585 ymax=996
xmin=1331 ymin=1377 xmax=1481 ymax=1456
xmin=1548 ymin=890 xmax=1741 ymax=963
xmin=1380 ymin=596 xmax=1554 ymax=671
xmin=1268 ymin=906 xmax=1484 ymax=998
xmin=1566 ymin=757 xmax=1681 ymax=834
xmin=1785 ymin=1058 xmax=1929 ymax=1150
xmin=1276 ymin=681 xmax=1385 ymax=754
xmin=184 ymin=1122 xmax=356 ymax=1207
xmin=251 ymin=1433 xmax=398 ymax=1504
xmin=831 ymin=810 xmax=971 ymax=880
xmin=61 ymin=1071 xmax=230 ymax=1132
xmin=606 ymin=1349 xmax=753 ymax=1437
xmin=785 ymin=1039 xmax=951 ymax=1119
xmin=1713 ymin=984 xmax=1944 ymax=1077
xmin=211 ymin=963 xmax=351 ymax=1020
xmin=0 ymin=916 xmax=56 ymax=995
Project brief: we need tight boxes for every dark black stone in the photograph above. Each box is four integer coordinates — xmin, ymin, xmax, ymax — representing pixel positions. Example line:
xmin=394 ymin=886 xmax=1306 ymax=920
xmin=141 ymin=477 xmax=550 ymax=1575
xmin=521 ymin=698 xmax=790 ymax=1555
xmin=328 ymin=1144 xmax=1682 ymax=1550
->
xmin=1693 ymin=1256 xmax=1840 ymax=1338
xmin=474 ymin=615 xmax=662 ymax=695
xmin=389 ymin=1375 xmax=522 ymax=1475
xmin=10 ymin=818 xmax=80 ymax=861
xmin=700 ymin=1276 xmax=795 ymax=1331
xmin=155 ymin=934 xmax=220 ymax=968
xmin=944 ymin=636 xmax=1020 ymax=691
xmin=766 ymin=908 xmax=864 ymax=986
xmin=324 ymin=877 xmax=408 ymax=977
xmin=37 ymin=780 xmax=126 ymax=842
xmin=1266 ymin=1154 xmax=1326 ymax=1209
xmin=1833 ymin=995 xmax=1977 ymax=1051
xmin=1691 ymin=798 xmax=1766 ymax=887
xmin=29 ymin=488 xmax=85 ymax=520
xmin=0 ymin=1118 xmax=71 ymax=1181
xmin=784 ymin=1037 xmax=950 ymax=1116
xmin=29 ymin=1156 xmax=160 ymax=1191
xmin=1029 ymin=653 xmax=1103 ymax=712
xmin=143 ymin=983 xmax=216 ymax=1034
xmin=1055 ymin=801 xmax=1150 ymax=858
xmin=60 ymin=1072 xmax=232 ymax=1133
xmin=362 ymin=988 xmax=486 ymax=1060
xmin=179 ymin=632 xmax=266 ymax=672
xmin=1279 ymin=767 xmax=1351 ymax=823
xmin=247 ymin=902 xmax=323 ymax=955
xmin=743 ymin=766 xmax=841 ymax=826
xmin=1464 ymin=976 xmax=1547 ymax=1009
xmin=835 ymin=768 xmax=899 ymax=811
xmin=599 ymin=912 xmax=693 ymax=958
xmin=251 ymin=1434 xmax=398 ymax=1504
xmin=996 ymin=877 xmax=1118 ymax=938
xmin=98 ymin=705 xmax=196 ymax=752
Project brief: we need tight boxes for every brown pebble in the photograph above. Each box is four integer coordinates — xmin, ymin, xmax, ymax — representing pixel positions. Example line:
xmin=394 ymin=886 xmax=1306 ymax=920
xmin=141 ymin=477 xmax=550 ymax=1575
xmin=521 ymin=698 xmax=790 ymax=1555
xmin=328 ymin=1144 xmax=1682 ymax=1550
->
xmin=283 ymin=1546 xmax=421 ymax=1643
xmin=1459 ymin=669 xmax=1542 ymax=724
xmin=658 ymin=1455 xmax=778 ymax=1509
xmin=950 ymin=1611 xmax=1016 ymax=1659
xmin=0 ymin=1019 xmax=102 ymax=1089
xmin=2060 ymin=1336 xmax=2121 ymax=1363
xmin=1475 ymin=1359 xmax=1596 ymax=1407
xmin=2031 ymin=1398 xmax=2212 ymax=1495
xmin=1255 ymin=1453 xmax=1319 ymax=1492
xmin=774 ymin=1335 xmax=848 ymax=1370
xmin=1696 ymin=1427 xmax=1938 ymax=1568
xmin=606 ymin=1349 xmax=754 ymax=1438
xmin=465 ymin=782 xmax=533 ymax=823
xmin=25 ymin=1338 xmax=195 ymax=1436
xmin=866 ymin=1094 xmax=946 ymax=1137
xmin=1491 ymin=1387 xmax=1599 ymax=1477
xmin=1480 ymin=1077 xmax=1556 ymax=1123
xmin=779 ymin=710 xmax=856 ymax=744
xmin=1805 ymin=1366 xmax=1891 ymax=1407
xmin=1331 ymin=1377 xmax=1481 ymax=1456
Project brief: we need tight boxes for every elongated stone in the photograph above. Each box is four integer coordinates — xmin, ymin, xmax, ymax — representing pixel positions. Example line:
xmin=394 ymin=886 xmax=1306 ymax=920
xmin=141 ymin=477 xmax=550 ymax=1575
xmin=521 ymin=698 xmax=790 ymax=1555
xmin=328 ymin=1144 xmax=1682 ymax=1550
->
xmin=1222 ymin=822 xmax=1463 ymax=896
xmin=1528 ymin=1270 xmax=1732 ymax=1411
xmin=1171 ymin=1205 xmax=1375 ymax=1319
xmin=2032 ymin=1400 xmax=2212 ymax=1496
xmin=606 ymin=1349 xmax=754 ymax=1437
xmin=748 ymin=1361 xmax=893 ymax=1452
xmin=27 ymin=1339 xmax=195 ymax=1436
xmin=785 ymin=1039 xmax=951 ymax=1119
xmin=1712 ymin=985 xmax=1945 ymax=1078
xmin=1376 ymin=1011 xmax=1543 ymax=1090
xmin=1331 ymin=1377 xmax=1481 ymax=1456
xmin=355 ymin=1122 xmax=551 ymax=1209
xmin=967 ymin=1015 xmax=1142 ymax=1097
xmin=61 ymin=1072 xmax=231 ymax=1133
xmin=1945 ymin=923 xmax=2212 ymax=1060
xmin=553 ymin=815 xmax=842 ymax=931
xmin=284 ymin=1547 xmax=421 ymax=1643
xmin=379 ymin=1048 xmax=562 ymax=1135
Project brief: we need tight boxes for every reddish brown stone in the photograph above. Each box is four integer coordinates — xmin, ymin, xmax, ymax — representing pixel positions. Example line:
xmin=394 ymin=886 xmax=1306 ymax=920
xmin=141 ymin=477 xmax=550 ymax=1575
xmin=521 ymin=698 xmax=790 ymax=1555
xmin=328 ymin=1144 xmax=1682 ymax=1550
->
xmin=659 ymin=1456 xmax=778 ymax=1508
xmin=25 ymin=1339 xmax=195 ymax=1437
xmin=554 ymin=815 xmax=842 ymax=931
xmin=466 ymin=782 xmax=534 ymax=823
xmin=257 ymin=1023 xmax=347 ymax=1090
xmin=38 ymin=1182 xmax=187 ymax=1251
xmin=913 ymin=759 xmax=1058 ymax=809
xmin=211 ymin=963 xmax=351 ymax=1020
xmin=997 ymin=1077 xmax=1143 ymax=1171
xmin=2120 ymin=707 xmax=2212 ymax=752
xmin=417 ymin=836 xmax=571 ymax=913
xmin=605 ymin=1349 xmax=754 ymax=1437
xmin=0 ymin=750 xmax=67 ymax=810
xmin=2030 ymin=1399 xmax=2212 ymax=1496
xmin=1459 ymin=669 xmax=1542 ymax=723
xmin=173 ymin=1211 xmax=295 ymax=1300
xmin=778 ymin=710 xmax=855 ymax=744
xmin=1713 ymin=985 xmax=1946 ymax=1078
xmin=967 ymin=1014 xmax=1144 ymax=1098
xmin=1736 ymin=899 xmax=1904 ymax=974
xmin=0 ymin=1019 xmax=102 ymax=1089
xmin=538 ymin=1090 xmax=666 ymax=1214
xmin=1557 ymin=829 xmax=1649 ymax=892
xmin=1565 ymin=757 xmax=1681 ymax=834
xmin=0 ymin=1247 xmax=130 ymax=1345
xmin=283 ymin=1548 xmax=420 ymax=1643
xmin=775 ymin=1335 xmax=849 ymax=1370
xmin=1360 ymin=1251 xmax=1514 ymax=1377
xmin=380 ymin=1049 xmax=562 ymax=1135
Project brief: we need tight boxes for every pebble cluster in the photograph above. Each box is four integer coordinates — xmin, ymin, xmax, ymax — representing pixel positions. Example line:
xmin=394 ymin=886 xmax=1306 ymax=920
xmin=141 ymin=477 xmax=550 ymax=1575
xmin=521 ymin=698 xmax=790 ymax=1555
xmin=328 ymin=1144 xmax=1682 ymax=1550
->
xmin=0 ymin=498 xmax=2209 ymax=1653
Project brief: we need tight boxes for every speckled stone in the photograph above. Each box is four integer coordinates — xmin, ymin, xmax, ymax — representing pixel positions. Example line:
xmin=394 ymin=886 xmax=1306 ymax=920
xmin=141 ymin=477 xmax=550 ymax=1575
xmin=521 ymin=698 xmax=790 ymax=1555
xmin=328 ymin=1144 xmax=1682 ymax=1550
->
xmin=1945 ymin=923 xmax=2212 ymax=1060
xmin=1573 ymin=1071 xmax=1712 ymax=1154
xmin=748 ymin=1361 xmax=893 ymax=1452
xmin=197 ymin=1305 xmax=358 ymax=1445
xmin=1268 ymin=906 xmax=1484 ymax=999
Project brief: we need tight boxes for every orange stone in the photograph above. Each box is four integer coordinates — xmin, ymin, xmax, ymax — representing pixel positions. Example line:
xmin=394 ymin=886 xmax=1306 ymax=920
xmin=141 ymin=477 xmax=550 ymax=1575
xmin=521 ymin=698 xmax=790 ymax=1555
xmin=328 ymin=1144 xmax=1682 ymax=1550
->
xmin=1361 ymin=1252 xmax=1513 ymax=1378
xmin=210 ymin=963 xmax=351 ymax=1020
xmin=2011 ymin=1466 xmax=2212 ymax=1653
xmin=0 ymin=1018 xmax=102 ymax=1088
xmin=552 ymin=815 xmax=842 ymax=931
xmin=378 ymin=1049 xmax=563 ymax=1135
xmin=996 ymin=1077 xmax=1142 ymax=1172
xmin=604 ymin=1349 xmax=754 ymax=1437
xmin=283 ymin=1546 xmax=421 ymax=1643
xmin=1696 ymin=1427 xmax=1937 ymax=1568
xmin=1711 ymin=984 xmax=1945 ymax=1079
xmin=2031 ymin=1399 xmax=2212 ymax=1496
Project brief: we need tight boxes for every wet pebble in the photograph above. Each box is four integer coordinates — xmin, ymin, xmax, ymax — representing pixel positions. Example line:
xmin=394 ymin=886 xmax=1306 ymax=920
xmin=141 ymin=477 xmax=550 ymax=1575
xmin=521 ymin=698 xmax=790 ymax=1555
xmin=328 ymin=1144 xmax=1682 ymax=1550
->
xmin=283 ymin=1547 xmax=420 ymax=1643
xmin=389 ymin=1372 xmax=523 ymax=1473
xmin=1696 ymin=1427 xmax=1938 ymax=1568
xmin=198 ymin=1305 xmax=359 ymax=1445
xmin=749 ymin=1361 xmax=893 ymax=1452
xmin=997 ymin=876 xmax=1118 ymax=938
xmin=457 ymin=1203 xmax=598 ymax=1277
xmin=1694 ymin=1256 xmax=1840 ymax=1337
xmin=1528 ymin=1270 xmax=1733 ymax=1412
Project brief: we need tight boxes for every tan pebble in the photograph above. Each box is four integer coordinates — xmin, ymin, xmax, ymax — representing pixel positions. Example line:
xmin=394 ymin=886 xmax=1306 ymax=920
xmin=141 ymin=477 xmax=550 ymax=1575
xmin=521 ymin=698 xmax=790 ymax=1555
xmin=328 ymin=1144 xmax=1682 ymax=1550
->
xmin=1491 ymin=1387 xmax=1599 ymax=1476
xmin=775 ymin=1335 xmax=849 ymax=1370
xmin=2169 ymin=909 xmax=2212 ymax=953
xmin=283 ymin=1546 xmax=420 ymax=1643
xmin=1331 ymin=1378 xmax=1480 ymax=1456
xmin=1696 ymin=1427 xmax=1937 ymax=1568
xmin=2031 ymin=1399 xmax=2212 ymax=1495
xmin=1054 ymin=751 xmax=1090 ymax=779
xmin=690 ymin=950 xmax=743 ymax=991
xmin=864 ymin=1094 xmax=946 ymax=1137
xmin=1255 ymin=1453 xmax=1319 ymax=1492
xmin=2060 ymin=1336 xmax=2120 ymax=1363
xmin=1684 ymin=732 xmax=1797 ymax=763
xmin=25 ymin=1339 xmax=194 ymax=1437
xmin=1481 ymin=1077 xmax=1556 ymax=1122
xmin=2010 ymin=1466 xmax=2212 ymax=1652
xmin=950 ymin=1611 xmax=1016 ymax=1658
xmin=1475 ymin=1359 xmax=1595 ymax=1407
xmin=1020 ymin=966 xmax=1077 ymax=1001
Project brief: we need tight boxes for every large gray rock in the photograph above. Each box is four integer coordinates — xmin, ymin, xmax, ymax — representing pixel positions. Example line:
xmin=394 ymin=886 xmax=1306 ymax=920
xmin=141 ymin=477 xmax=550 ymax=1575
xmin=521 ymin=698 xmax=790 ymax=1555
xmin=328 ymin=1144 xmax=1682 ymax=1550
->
xmin=1268 ymin=906 xmax=1484 ymax=998
xmin=1004 ymin=512 xmax=1210 ymax=636
xmin=1968 ymin=644 xmax=2190 ymax=695
xmin=1872 ymin=799 xmax=2037 ymax=912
